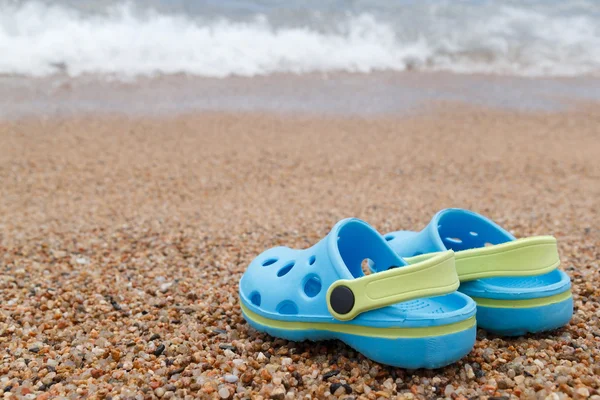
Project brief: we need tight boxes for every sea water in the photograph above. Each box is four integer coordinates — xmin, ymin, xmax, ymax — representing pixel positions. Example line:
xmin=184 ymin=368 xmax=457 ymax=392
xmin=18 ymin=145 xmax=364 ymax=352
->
xmin=1 ymin=0 xmax=600 ymax=78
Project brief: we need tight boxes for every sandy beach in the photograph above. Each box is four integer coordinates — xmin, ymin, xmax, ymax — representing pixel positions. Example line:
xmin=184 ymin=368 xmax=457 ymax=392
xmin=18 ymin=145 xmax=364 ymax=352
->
xmin=1 ymin=104 xmax=599 ymax=399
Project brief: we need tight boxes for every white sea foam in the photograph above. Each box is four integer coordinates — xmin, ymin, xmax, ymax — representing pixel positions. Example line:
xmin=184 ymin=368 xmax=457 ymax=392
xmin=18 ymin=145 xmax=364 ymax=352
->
xmin=1 ymin=1 xmax=599 ymax=78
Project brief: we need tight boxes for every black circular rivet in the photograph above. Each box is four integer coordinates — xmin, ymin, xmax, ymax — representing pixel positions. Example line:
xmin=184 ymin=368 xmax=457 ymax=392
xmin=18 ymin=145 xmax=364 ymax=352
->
xmin=330 ymin=285 xmax=355 ymax=315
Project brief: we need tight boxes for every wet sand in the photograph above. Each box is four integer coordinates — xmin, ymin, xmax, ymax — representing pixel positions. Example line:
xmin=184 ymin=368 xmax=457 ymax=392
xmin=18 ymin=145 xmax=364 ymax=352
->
xmin=1 ymin=105 xmax=599 ymax=399
xmin=2 ymin=72 xmax=600 ymax=119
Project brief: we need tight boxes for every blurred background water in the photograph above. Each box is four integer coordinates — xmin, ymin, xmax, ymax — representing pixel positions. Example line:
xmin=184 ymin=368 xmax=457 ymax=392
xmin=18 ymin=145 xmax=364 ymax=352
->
xmin=1 ymin=0 xmax=599 ymax=78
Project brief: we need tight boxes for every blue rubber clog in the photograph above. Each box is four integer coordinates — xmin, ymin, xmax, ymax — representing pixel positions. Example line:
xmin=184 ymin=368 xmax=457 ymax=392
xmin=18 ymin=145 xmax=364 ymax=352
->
xmin=379 ymin=209 xmax=573 ymax=336
xmin=239 ymin=218 xmax=476 ymax=369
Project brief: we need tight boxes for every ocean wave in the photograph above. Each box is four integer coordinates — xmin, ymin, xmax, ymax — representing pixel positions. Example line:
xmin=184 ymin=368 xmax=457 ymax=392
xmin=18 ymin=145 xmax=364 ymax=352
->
xmin=1 ymin=1 xmax=599 ymax=78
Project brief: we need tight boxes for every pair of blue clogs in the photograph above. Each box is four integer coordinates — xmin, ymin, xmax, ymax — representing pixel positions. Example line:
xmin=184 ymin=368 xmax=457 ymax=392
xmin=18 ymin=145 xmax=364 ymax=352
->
xmin=239 ymin=209 xmax=573 ymax=368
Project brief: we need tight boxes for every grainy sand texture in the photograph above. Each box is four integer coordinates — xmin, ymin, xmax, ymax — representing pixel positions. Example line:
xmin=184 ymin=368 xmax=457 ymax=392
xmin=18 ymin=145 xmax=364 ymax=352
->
xmin=1 ymin=106 xmax=599 ymax=399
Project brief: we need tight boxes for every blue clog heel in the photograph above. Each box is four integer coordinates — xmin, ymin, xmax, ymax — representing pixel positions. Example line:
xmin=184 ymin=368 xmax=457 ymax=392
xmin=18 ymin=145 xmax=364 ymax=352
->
xmin=380 ymin=209 xmax=573 ymax=336
xmin=239 ymin=218 xmax=476 ymax=369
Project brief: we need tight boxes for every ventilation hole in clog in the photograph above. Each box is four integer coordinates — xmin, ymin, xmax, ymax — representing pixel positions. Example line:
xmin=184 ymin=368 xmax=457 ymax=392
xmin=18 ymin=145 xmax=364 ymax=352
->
xmin=308 ymin=255 xmax=316 ymax=265
xmin=276 ymin=300 xmax=298 ymax=315
xmin=384 ymin=234 xmax=395 ymax=241
xmin=249 ymin=291 xmax=261 ymax=306
xmin=469 ymin=231 xmax=478 ymax=236
xmin=361 ymin=258 xmax=374 ymax=276
xmin=445 ymin=237 xmax=462 ymax=244
xmin=303 ymin=274 xmax=321 ymax=297
xmin=262 ymin=258 xmax=278 ymax=267
xmin=277 ymin=261 xmax=295 ymax=277
xmin=484 ymin=242 xmax=493 ymax=247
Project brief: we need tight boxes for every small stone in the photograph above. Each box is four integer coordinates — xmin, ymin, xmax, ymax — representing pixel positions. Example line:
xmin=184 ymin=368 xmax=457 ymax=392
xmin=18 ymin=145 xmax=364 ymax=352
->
xmin=482 ymin=348 xmax=495 ymax=363
xmin=332 ymin=384 xmax=346 ymax=396
xmin=52 ymin=250 xmax=67 ymax=258
xmin=159 ymin=282 xmax=174 ymax=293
xmin=270 ymin=387 xmax=285 ymax=400
xmin=382 ymin=378 xmax=392 ymax=390
xmin=280 ymin=357 xmax=292 ymax=366
xmin=322 ymin=370 xmax=340 ymax=380
xmin=260 ymin=369 xmax=272 ymax=381
xmin=465 ymin=364 xmax=475 ymax=380
xmin=154 ymin=344 xmax=166 ymax=356
xmin=241 ymin=372 xmax=253 ymax=384
xmin=111 ymin=349 xmax=121 ymax=362
xmin=498 ymin=378 xmax=514 ymax=389
xmin=218 ymin=387 xmax=230 ymax=399
xmin=257 ymin=352 xmax=267 ymax=362
xmin=155 ymin=387 xmax=165 ymax=398
xmin=112 ymin=370 xmax=124 ymax=379
xmin=444 ymin=384 xmax=455 ymax=397
xmin=165 ymin=384 xmax=176 ymax=392
xmin=224 ymin=374 xmax=238 ymax=383
xmin=192 ymin=352 xmax=202 ymax=363
xmin=223 ymin=349 xmax=235 ymax=358
xmin=91 ymin=369 xmax=103 ymax=378
xmin=150 ymin=381 xmax=160 ymax=390
xmin=576 ymin=387 xmax=590 ymax=398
